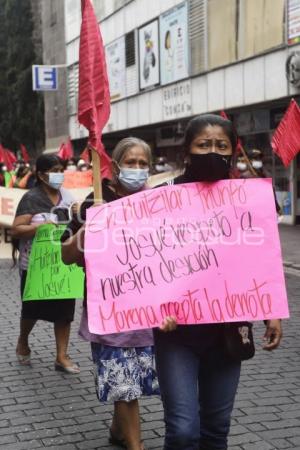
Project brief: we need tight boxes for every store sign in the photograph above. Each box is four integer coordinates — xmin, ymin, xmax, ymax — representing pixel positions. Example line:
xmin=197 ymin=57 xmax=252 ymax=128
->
xmin=288 ymin=0 xmax=300 ymax=44
xmin=159 ymin=1 xmax=189 ymax=85
xmin=32 ymin=66 xmax=58 ymax=91
xmin=106 ymin=36 xmax=126 ymax=102
xmin=162 ymin=80 xmax=192 ymax=120
xmin=138 ymin=19 xmax=160 ymax=89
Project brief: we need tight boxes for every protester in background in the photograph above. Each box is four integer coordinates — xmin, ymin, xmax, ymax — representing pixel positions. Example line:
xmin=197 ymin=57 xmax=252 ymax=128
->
xmin=248 ymin=149 xmax=266 ymax=177
xmin=61 ymin=137 xmax=159 ymax=450
xmin=11 ymin=154 xmax=79 ymax=373
xmin=154 ymin=156 xmax=173 ymax=173
xmin=66 ymin=158 xmax=77 ymax=172
xmin=77 ymin=159 xmax=90 ymax=172
xmin=13 ymin=165 xmax=32 ymax=189
xmin=236 ymin=154 xmax=253 ymax=179
xmin=154 ymin=114 xmax=283 ymax=450
xmin=0 ymin=163 xmax=6 ymax=186
xmin=236 ymin=149 xmax=281 ymax=213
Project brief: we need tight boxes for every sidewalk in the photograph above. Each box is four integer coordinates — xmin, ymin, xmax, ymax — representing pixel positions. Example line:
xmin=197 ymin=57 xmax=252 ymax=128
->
xmin=279 ymin=224 xmax=300 ymax=270
xmin=0 ymin=224 xmax=299 ymax=449
xmin=1 ymin=264 xmax=299 ymax=450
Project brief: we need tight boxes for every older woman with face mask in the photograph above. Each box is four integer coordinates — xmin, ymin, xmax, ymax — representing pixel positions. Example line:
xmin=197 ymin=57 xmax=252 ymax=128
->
xmin=61 ymin=137 xmax=159 ymax=450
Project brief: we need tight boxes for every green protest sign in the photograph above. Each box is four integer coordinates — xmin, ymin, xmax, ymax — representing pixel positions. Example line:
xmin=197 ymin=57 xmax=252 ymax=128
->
xmin=23 ymin=224 xmax=84 ymax=301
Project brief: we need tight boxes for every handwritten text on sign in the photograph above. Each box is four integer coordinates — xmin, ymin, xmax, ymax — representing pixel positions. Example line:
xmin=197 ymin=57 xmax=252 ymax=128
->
xmin=23 ymin=224 xmax=84 ymax=301
xmin=85 ymin=179 xmax=289 ymax=334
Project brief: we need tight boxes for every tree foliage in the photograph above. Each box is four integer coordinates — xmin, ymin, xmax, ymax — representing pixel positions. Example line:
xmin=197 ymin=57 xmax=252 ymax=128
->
xmin=0 ymin=0 xmax=44 ymax=156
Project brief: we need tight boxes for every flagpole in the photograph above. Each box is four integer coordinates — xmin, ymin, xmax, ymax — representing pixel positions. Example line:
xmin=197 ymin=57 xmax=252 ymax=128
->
xmin=91 ymin=147 xmax=102 ymax=204
xmin=239 ymin=146 xmax=258 ymax=177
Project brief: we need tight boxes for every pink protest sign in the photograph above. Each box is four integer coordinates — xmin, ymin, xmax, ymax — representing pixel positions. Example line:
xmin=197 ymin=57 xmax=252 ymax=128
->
xmin=85 ymin=178 xmax=289 ymax=335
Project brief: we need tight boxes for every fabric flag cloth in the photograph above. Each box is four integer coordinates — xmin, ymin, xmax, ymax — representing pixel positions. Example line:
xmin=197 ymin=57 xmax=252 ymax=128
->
xmin=271 ymin=99 xmax=300 ymax=167
xmin=20 ymin=144 xmax=30 ymax=163
xmin=220 ymin=110 xmax=242 ymax=153
xmin=57 ymin=138 xmax=74 ymax=160
xmin=0 ymin=144 xmax=17 ymax=171
xmin=78 ymin=0 xmax=111 ymax=179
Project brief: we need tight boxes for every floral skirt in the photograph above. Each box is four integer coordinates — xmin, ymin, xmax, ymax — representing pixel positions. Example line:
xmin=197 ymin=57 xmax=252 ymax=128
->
xmin=91 ymin=342 xmax=160 ymax=403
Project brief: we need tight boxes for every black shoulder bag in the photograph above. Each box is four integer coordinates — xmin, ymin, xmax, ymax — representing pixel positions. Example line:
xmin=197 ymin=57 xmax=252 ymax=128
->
xmin=223 ymin=322 xmax=255 ymax=361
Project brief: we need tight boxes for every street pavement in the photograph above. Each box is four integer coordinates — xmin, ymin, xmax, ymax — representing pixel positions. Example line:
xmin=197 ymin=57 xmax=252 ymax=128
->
xmin=0 ymin=226 xmax=299 ymax=449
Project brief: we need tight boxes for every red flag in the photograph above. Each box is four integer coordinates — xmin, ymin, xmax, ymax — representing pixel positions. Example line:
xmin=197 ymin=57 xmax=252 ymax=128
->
xmin=0 ymin=145 xmax=17 ymax=170
xmin=57 ymin=139 xmax=74 ymax=160
xmin=220 ymin=110 xmax=242 ymax=153
xmin=78 ymin=0 xmax=111 ymax=179
xmin=80 ymin=147 xmax=90 ymax=163
xmin=65 ymin=137 xmax=74 ymax=159
xmin=0 ymin=144 xmax=6 ymax=164
xmin=20 ymin=144 xmax=30 ymax=163
xmin=271 ymin=99 xmax=300 ymax=167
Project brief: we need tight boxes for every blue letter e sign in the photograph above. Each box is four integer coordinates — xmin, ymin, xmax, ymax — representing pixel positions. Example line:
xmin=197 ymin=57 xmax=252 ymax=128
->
xmin=32 ymin=65 xmax=58 ymax=91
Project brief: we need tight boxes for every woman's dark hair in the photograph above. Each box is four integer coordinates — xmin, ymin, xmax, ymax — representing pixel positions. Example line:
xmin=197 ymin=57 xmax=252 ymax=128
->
xmin=35 ymin=154 xmax=64 ymax=184
xmin=183 ymin=114 xmax=238 ymax=156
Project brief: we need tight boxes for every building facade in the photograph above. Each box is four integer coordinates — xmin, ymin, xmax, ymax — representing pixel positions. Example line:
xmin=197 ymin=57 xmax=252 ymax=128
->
xmin=41 ymin=0 xmax=69 ymax=153
xmin=43 ymin=0 xmax=300 ymax=224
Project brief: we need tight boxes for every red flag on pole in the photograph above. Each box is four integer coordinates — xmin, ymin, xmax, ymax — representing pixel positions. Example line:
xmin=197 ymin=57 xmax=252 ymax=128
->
xmin=20 ymin=144 xmax=30 ymax=163
xmin=57 ymin=138 xmax=74 ymax=160
xmin=0 ymin=144 xmax=6 ymax=164
xmin=78 ymin=0 xmax=111 ymax=180
xmin=65 ymin=137 xmax=74 ymax=159
xmin=0 ymin=145 xmax=17 ymax=171
xmin=57 ymin=143 xmax=67 ymax=160
xmin=271 ymin=99 xmax=300 ymax=167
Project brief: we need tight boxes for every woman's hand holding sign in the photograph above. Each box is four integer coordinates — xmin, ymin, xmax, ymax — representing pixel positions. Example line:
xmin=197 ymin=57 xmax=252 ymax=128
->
xmin=160 ymin=316 xmax=177 ymax=332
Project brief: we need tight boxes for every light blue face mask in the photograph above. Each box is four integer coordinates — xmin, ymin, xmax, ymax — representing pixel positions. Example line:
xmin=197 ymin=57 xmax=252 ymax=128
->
xmin=48 ymin=172 xmax=64 ymax=190
xmin=118 ymin=167 xmax=149 ymax=192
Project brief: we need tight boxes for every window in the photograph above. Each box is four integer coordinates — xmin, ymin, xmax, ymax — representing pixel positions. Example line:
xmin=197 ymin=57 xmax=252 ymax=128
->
xmin=126 ymin=31 xmax=135 ymax=67
xmin=189 ymin=0 xmax=207 ymax=75
xmin=238 ymin=0 xmax=285 ymax=59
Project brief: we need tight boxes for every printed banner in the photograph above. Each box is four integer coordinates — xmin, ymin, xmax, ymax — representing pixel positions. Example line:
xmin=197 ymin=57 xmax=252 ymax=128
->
xmin=23 ymin=224 xmax=84 ymax=301
xmin=85 ymin=179 xmax=289 ymax=335
xmin=63 ymin=170 xmax=93 ymax=189
xmin=160 ymin=1 xmax=189 ymax=85
xmin=138 ymin=19 xmax=160 ymax=89
xmin=106 ymin=36 xmax=126 ymax=102
xmin=288 ymin=0 xmax=300 ymax=44
xmin=0 ymin=186 xmax=92 ymax=227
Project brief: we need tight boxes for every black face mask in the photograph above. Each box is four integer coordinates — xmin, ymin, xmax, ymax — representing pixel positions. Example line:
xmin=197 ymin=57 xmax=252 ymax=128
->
xmin=185 ymin=153 xmax=232 ymax=182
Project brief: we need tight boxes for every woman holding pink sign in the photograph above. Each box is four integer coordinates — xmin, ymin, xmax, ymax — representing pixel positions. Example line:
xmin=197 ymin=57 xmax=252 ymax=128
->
xmin=154 ymin=114 xmax=283 ymax=450
xmin=61 ymin=137 xmax=159 ymax=450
